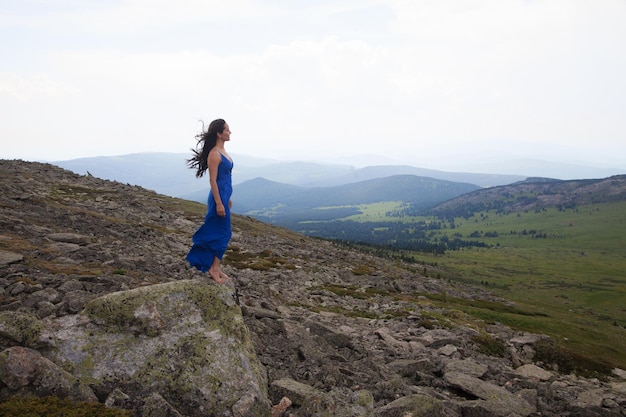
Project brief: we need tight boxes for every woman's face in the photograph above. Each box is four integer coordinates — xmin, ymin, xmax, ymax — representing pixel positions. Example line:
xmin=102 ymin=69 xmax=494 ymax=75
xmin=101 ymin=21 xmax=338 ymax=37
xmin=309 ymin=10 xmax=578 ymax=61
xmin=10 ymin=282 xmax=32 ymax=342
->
xmin=218 ymin=123 xmax=231 ymax=142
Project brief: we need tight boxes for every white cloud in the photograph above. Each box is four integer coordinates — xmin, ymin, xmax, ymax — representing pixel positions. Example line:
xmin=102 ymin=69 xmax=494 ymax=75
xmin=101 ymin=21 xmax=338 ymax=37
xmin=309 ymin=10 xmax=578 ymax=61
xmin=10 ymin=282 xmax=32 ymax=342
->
xmin=0 ymin=0 xmax=624 ymax=170
xmin=0 ymin=72 xmax=80 ymax=101
xmin=0 ymin=0 xmax=267 ymax=33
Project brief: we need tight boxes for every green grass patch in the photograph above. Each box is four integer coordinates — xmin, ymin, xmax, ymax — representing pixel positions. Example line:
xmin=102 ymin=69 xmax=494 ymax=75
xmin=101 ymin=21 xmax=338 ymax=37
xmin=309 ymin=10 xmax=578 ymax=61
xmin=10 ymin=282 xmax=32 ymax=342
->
xmin=472 ymin=332 xmax=507 ymax=357
xmin=344 ymin=201 xmax=410 ymax=222
xmin=225 ymin=246 xmax=296 ymax=271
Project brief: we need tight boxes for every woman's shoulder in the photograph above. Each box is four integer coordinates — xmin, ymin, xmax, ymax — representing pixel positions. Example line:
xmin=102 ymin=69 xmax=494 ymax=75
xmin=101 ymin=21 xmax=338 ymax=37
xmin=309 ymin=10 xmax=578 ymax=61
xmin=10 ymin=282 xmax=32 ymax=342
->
xmin=210 ymin=148 xmax=232 ymax=163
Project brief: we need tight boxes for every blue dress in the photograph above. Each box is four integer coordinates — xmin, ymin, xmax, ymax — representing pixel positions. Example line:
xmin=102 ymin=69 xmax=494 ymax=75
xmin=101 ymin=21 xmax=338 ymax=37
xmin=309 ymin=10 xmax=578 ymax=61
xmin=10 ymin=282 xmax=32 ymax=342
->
xmin=186 ymin=152 xmax=233 ymax=272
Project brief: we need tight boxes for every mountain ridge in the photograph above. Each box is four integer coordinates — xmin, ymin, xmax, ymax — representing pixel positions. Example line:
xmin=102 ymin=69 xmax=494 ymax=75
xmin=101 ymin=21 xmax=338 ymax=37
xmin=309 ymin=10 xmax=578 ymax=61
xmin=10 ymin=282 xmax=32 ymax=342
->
xmin=50 ymin=151 xmax=593 ymax=199
xmin=232 ymin=174 xmax=481 ymax=217
xmin=431 ymin=174 xmax=626 ymax=219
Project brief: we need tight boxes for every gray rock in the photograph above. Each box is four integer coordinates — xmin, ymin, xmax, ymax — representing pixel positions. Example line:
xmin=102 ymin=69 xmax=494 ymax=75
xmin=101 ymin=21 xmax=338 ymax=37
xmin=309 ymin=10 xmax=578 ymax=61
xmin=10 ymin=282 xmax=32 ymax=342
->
xmin=375 ymin=328 xmax=410 ymax=351
xmin=30 ymin=287 xmax=61 ymax=303
xmin=0 ymin=346 xmax=97 ymax=402
xmin=610 ymin=381 xmax=626 ymax=394
xmin=445 ymin=372 xmax=536 ymax=416
xmin=0 ymin=250 xmax=23 ymax=266
xmin=510 ymin=333 xmax=543 ymax=345
xmin=612 ymin=368 xmax=626 ymax=380
xmin=388 ymin=359 xmax=431 ymax=378
xmin=42 ymin=280 xmax=271 ymax=417
xmin=0 ymin=311 xmax=45 ymax=349
xmin=514 ymin=364 xmax=553 ymax=381
xmin=47 ymin=232 xmax=94 ymax=245
xmin=444 ymin=359 xmax=489 ymax=378
xmin=269 ymin=378 xmax=325 ymax=406
xmin=416 ymin=329 xmax=459 ymax=348
xmin=437 ymin=344 xmax=458 ymax=357
xmin=375 ymin=393 xmax=445 ymax=417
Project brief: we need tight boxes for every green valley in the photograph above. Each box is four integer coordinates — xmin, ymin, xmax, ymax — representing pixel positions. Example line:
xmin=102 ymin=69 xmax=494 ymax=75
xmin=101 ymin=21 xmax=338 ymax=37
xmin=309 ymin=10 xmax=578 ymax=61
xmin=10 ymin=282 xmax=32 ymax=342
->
xmin=270 ymin=176 xmax=626 ymax=373
xmin=328 ymin=201 xmax=626 ymax=373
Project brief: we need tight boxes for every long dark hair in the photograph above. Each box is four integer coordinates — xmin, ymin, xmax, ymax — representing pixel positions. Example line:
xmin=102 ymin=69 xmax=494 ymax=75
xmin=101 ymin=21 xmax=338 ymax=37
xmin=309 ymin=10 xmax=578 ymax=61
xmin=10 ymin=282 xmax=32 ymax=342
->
xmin=187 ymin=119 xmax=226 ymax=178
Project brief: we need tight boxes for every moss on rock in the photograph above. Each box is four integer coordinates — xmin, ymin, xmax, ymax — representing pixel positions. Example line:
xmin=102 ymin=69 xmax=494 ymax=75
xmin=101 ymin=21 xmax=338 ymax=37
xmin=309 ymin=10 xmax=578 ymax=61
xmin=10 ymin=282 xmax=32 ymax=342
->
xmin=0 ymin=311 xmax=45 ymax=349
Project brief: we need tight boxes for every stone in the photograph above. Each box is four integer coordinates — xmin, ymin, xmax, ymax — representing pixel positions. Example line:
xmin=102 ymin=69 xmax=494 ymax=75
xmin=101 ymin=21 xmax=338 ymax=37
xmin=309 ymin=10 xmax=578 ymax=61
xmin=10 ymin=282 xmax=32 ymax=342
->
xmin=388 ymin=359 xmax=430 ymax=378
xmin=444 ymin=359 xmax=489 ymax=378
xmin=269 ymin=378 xmax=325 ymax=406
xmin=444 ymin=372 xmax=536 ymax=416
xmin=0 ymin=250 xmax=23 ymax=266
xmin=0 ymin=311 xmax=45 ymax=349
xmin=271 ymin=396 xmax=292 ymax=417
xmin=416 ymin=329 xmax=459 ymax=348
xmin=515 ymin=364 xmax=553 ymax=381
xmin=610 ymin=382 xmax=626 ymax=394
xmin=437 ymin=344 xmax=458 ymax=356
xmin=0 ymin=346 xmax=97 ymax=402
xmin=510 ymin=333 xmax=543 ymax=345
xmin=375 ymin=328 xmax=410 ymax=351
xmin=375 ymin=393 xmax=445 ymax=417
xmin=47 ymin=232 xmax=94 ymax=245
xmin=612 ymin=368 xmax=626 ymax=380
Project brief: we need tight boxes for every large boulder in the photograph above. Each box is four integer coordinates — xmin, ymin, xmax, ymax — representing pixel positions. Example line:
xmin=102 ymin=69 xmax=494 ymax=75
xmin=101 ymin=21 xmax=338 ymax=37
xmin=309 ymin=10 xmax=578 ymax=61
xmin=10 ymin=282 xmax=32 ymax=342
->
xmin=40 ymin=279 xmax=271 ymax=417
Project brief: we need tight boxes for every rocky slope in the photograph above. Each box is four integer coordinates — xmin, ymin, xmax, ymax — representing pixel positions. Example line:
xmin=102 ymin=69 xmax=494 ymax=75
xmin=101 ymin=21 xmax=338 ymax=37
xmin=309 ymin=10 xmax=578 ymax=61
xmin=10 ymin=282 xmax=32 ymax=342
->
xmin=1 ymin=159 xmax=625 ymax=416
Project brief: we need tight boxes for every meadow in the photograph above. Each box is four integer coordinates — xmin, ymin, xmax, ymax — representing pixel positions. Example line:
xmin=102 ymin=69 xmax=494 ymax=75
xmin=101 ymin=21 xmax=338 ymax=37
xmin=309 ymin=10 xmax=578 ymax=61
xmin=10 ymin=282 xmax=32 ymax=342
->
xmin=344 ymin=201 xmax=626 ymax=372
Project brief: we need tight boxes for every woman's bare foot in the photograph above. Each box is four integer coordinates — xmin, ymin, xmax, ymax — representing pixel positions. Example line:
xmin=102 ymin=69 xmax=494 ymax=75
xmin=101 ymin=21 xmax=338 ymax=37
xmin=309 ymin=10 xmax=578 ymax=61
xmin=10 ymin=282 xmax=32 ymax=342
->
xmin=219 ymin=270 xmax=231 ymax=281
xmin=209 ymin=269 xmax=226 ymax=284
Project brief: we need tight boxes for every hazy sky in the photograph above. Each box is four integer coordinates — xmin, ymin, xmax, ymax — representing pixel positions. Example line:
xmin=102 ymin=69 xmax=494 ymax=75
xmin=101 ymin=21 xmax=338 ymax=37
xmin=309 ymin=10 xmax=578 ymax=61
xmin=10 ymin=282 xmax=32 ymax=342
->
xmin=2 ymin=0 xmax=625 ymax=171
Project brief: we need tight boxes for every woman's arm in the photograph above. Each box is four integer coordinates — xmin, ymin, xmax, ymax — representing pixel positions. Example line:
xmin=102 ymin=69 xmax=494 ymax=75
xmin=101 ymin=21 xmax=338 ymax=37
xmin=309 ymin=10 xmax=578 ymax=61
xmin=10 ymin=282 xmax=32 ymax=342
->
xmin=207 ymin=150 xmax=226 ymax=217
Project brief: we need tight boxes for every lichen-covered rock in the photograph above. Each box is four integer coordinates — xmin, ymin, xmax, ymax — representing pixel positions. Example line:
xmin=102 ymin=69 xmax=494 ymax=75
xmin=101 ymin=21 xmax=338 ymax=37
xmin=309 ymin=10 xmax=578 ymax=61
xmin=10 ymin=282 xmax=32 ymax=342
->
xmin=41 ymin=279 xmax=270 ymax=417
xmin=0 ymin=311 xmax=45 ymax=349
xmin=0 ymin=346 xmax=97 ymax=402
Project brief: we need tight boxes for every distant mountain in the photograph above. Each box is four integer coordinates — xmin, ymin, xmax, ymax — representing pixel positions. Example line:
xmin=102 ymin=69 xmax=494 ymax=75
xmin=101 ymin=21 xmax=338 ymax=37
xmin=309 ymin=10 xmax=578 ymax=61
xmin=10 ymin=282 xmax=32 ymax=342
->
xmin=228 ymin=178 xmax=305 ymax=213
xmin=232 ymin=175 xmax=481 ymax=222
xmin=53 ymin=153 xmax=196 ymax=198
xmin=52 ymin=153 xmax=524 ymax=201
xmin=51 ymin=152 xmax=624 ymax=204
xmin=431 ymin=174 xmax=626 ymax=219
xmin=322 ymin=165 xmax=523 ymax=188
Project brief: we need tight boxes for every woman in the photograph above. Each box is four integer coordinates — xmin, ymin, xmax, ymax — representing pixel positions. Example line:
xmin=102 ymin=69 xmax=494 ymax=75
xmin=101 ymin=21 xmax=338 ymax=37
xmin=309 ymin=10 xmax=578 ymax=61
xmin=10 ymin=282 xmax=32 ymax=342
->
xmin=186 ymin=119 xmax=233 ymax=283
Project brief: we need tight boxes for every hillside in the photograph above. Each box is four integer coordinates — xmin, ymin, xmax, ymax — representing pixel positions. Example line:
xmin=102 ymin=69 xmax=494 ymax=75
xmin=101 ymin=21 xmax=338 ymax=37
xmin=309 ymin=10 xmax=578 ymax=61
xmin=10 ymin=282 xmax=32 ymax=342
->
xmin=431 ymin=175 xmax=626 ymax=219
xmin=265 ymin=174 xmax=626 ymax=251
xmin=234 ymin=174 xmax=481 ymax=220
xmin=1 ymin=160 xmax=625 ymax=417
